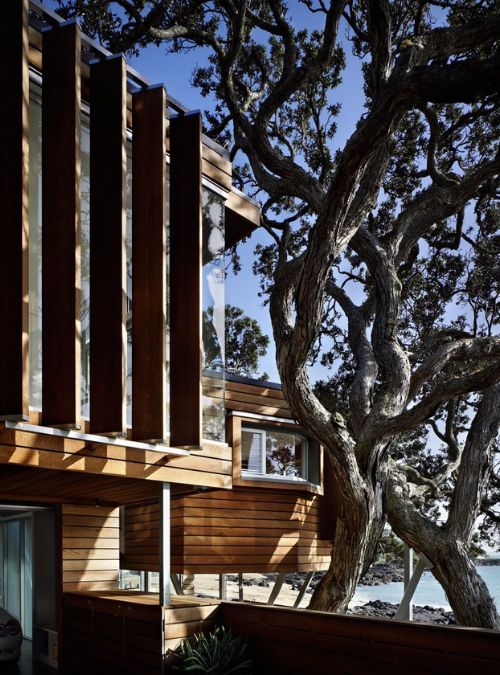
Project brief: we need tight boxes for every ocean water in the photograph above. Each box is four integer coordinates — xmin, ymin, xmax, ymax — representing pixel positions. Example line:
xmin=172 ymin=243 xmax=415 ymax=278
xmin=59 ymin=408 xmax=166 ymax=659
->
xmin=351 ymin=565 xmax=500 ymax=611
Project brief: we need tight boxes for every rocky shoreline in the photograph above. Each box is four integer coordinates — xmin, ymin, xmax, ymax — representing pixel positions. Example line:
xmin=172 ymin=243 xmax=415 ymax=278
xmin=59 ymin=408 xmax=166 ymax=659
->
xmin=348 ymin=600 xmax=455 ymax=625
xmin=227 ymin=566 xmax=457 ymax=625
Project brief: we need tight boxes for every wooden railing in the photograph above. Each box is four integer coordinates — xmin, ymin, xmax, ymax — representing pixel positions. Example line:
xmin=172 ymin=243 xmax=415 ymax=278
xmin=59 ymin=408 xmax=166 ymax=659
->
xmin=220 ymin=602 xmax=500 ymax=674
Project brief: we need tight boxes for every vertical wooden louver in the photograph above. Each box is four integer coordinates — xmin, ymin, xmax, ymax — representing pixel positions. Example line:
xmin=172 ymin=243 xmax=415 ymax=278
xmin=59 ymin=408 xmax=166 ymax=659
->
xmin=169 ymin=112 xmax=203 ymax=448
xmin=0 ymin=0 xmax=29 ymax=420
xmin=131 ymin=86 xmax=168 ymax=442
xmin=42 ymin=21 xmax=82 ymax=428
xmin=89 ymin=56 xmax=127 ymax=435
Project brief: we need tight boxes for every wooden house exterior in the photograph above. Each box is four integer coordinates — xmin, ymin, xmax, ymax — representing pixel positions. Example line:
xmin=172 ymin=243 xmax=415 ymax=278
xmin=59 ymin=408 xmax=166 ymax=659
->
xmin=0 ymin=1 xmax=334 ymax=672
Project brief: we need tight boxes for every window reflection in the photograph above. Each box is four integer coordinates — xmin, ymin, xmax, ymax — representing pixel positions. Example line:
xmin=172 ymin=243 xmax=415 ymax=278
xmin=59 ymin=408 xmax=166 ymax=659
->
xmin=201 ymin=188 xmax=225 ymax=442
xmin=28 ymin=85 xmax=42 ymax=409
xmin=241 ymin=426 xmax=318 ymax=483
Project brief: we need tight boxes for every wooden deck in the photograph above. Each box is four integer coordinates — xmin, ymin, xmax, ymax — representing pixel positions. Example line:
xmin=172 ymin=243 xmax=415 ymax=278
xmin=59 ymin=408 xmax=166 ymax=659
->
xmin=62 ymin=591 xmax=220 ymax=674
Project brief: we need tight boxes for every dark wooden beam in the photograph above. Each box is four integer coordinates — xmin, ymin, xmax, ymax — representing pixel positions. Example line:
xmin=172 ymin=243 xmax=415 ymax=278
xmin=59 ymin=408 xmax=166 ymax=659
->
xmin=0 ymin=0 xmax=29 ymax=420
xmin=42 ymin=21 xmax=81 ymax=428
xmin=89 ymin=56 xmax=127 ymax=435
xmin=169 ymin=112 xmax=203 ymax=448
xmin=131 ymin=86 xmax=167 ymax=441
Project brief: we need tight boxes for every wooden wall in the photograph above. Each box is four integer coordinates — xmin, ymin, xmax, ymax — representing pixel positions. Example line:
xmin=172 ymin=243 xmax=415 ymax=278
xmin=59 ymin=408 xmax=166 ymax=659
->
xmin=62 ymin=592 xmax=220 ymax=674
xmin=122 ymin=489 xmax=331 ymax=574
xmin=61 ymin=504 xmax=120 ymax=592
xmin=220 ymin=602 xmax=500 ymax=675
xmin=163 ymin=598 xmax=221 ymax=654
xmin=204 ymin=374 xmax=293 ymax=419
xmin=0 ymin=427 xmax=232 ymax=490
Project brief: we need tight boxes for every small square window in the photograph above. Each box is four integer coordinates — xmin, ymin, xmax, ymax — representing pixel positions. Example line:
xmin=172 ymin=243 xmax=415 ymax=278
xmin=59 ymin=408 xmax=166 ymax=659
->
xmin=241 ymin=425 xmax=318 ymax=485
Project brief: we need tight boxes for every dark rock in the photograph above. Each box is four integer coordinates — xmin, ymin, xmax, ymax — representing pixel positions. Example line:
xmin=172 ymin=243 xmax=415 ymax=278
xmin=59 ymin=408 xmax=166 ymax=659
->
xmin=347 ymin=600 xmax=455 ymax=625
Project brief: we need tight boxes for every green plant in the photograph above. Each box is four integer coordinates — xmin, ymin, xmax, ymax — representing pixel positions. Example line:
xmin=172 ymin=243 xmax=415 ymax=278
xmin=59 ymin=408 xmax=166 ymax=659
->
xmin=173 ymin=625 xmax=253 ymax=674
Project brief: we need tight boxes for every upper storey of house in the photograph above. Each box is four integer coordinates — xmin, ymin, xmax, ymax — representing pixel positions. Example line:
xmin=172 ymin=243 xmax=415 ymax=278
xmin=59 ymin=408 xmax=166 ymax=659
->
xmin=0 ymin=0 xmax=259 ymax=467
xmin=0 ymin=1 xmax=329 ymax=504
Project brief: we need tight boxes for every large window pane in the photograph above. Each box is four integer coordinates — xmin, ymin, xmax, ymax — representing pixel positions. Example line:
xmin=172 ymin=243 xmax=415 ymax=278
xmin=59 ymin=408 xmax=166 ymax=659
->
xmin=29 ymin=85 xmax=42 ymax=409
xmin=201 ymin=188 xmax=225 ymax=442
xmin=241 ymin=430 xmax=264 ymax=474
xmin=241 ymin=427 xmax=316 ymax=483
xmin=81 ymin=119 xmax=90 ymax=418
xmin=265 ymin=430 xmax=305 ymax=478
xmin=6 ymin=521 xmax=21 ymax=621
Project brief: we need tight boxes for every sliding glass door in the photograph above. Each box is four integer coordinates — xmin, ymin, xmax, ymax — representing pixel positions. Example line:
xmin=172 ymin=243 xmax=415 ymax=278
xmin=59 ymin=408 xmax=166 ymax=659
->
xmin=0 ymin=516 xmax=33 ymax=638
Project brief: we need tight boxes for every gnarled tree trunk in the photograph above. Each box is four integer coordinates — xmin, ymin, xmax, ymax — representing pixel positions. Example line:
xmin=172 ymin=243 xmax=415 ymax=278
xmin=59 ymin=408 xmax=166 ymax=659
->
xmin=388 ymin=387 xmax=500 ymax=629
xmin=309 ymin=481 xmax=385 ymax=612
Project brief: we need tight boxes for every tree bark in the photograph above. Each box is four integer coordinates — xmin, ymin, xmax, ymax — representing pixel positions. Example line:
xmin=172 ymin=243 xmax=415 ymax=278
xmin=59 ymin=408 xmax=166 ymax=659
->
xmin=387 ymin=387 xmax=500 ymax=633
xmin=309 ymin=476 xmax=386 ymax=612
xmin=431 ymin=540 xmax=499 ymax=629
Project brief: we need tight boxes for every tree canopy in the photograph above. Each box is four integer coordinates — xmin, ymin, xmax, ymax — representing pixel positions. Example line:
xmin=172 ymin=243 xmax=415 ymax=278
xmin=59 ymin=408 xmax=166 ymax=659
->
xmin=55 ymin=0 xmax=500 ymax=627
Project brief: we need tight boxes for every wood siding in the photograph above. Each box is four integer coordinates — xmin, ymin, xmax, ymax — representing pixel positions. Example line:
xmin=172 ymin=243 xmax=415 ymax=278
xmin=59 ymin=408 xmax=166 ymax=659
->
xmin=0 ymin=0 xmax=30 ymax=421
xmin=89 ymin=55 xmax=127 ymax=435
xmin=61 ymin=504 xmax=120 ymax=592
xmin=220 ymin=602 xmax=500 ymax=675
xmin=169 ymin=112 xmax=203 ymax=448
xmin=41 ymin=21 xmax=81 ymax=428
xmin=62 ymin=592 xmax=220 ymax=674
xmin=0 ymin=429 xmax=232 ymax=490
xmin=131 ymin=86 xmax=167 ymax=442
xmin=122 ymin=489 xmax=331 ymax=574
xmin=204 ymin=375 xmax=293 ymax=420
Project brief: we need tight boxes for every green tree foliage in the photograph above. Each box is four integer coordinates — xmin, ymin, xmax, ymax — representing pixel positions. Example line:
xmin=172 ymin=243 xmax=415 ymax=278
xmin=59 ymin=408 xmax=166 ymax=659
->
xmin=203 ymin=304 xmax=269 ymax=379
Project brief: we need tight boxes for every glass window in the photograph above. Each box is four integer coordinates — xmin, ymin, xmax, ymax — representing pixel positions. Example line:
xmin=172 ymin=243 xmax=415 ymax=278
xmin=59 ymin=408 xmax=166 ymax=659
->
xmin=29 ymin=84 xmax=42 ymax=409
xmin=241 ymin=426 xmax=319 ymax=484
xmin=80 ymin=118 xmax=90 ymax=418
xmin=201 ymin=188 xmax=225 ymax=442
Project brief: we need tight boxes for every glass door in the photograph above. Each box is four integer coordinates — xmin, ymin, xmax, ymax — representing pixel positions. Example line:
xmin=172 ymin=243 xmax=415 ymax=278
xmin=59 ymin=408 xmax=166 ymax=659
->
xmin=0 ymin=516 xmax=33 ymax=638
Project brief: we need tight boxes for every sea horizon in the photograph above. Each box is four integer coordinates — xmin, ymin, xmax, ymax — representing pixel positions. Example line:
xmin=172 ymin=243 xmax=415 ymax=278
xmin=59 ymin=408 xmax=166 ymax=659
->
xmin=351 ymin=565 xmax=500 ymax=612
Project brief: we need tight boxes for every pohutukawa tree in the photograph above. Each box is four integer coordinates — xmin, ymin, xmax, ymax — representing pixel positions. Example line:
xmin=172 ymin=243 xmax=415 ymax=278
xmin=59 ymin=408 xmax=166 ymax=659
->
xmin=57 ymin=0 xmax=500 ymax=627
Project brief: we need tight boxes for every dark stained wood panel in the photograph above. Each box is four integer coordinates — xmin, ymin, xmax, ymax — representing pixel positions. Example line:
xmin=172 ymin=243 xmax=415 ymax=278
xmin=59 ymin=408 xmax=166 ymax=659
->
xmin=0 ymin=0 xmax=29 ymax=420
xmin=132 ymin=86 xmax=167 ymax=442
xmin=0 ymin=464 xmax=163 ymax=505
xmin=42 ymin=21 xmax=82 ymax=428
xmin=220 ymin=603 xmax=500 ymax=675
xmin=62 ymin=593 xmax=219 ymax=674
xmin=169 ymin=112 xmax=203 ymax=448
xmin=89 ymin=55 xmax=127 ymax=435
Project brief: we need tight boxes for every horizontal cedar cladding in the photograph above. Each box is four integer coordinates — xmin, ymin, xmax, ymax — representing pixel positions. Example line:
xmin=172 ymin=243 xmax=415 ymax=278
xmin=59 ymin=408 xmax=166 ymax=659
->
xmin=61 ymin=504 xmax=120 ymax=592
xmin=122 ymin=489 xmax=331 ymax=574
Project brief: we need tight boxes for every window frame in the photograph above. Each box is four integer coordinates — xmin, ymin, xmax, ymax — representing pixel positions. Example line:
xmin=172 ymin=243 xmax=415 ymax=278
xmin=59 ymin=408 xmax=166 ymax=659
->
xmin=241 ymin=425 xmax=310 ymax=483
xmin=228 ymin=414 xmax=323 ymax=495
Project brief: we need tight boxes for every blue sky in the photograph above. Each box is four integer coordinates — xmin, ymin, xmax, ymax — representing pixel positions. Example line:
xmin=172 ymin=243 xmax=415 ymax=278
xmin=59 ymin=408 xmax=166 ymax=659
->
xmin=121 ymin=8 xmax=365 ymax=383
xmin=44 ymin=0 xmax=366 ymax=383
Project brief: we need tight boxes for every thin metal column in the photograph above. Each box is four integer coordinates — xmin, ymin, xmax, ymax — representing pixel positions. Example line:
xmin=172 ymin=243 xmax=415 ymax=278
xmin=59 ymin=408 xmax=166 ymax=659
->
xmin=267 ymin=573 xmax=286 ymax=605
xmin=238 ymin=573 xmax=244 ymax=601
xmin=401 ymin=544 xmax=414 ymax=621
xmin=395 ymin=552 xmax=432 ymax=621
xmin=170 ymin=574 xmax=184 ymax=596
xmin=293 ymin=571 xmax=314 ymax=608
xmin=219 ymin=574 xmax=227 ymax=600
xmin=159 ymin=483 xmax=171 ymax=606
